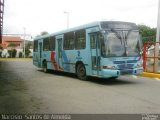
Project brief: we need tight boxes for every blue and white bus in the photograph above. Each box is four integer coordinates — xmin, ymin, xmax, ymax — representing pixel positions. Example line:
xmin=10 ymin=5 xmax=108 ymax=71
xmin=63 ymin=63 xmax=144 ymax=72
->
xmin=33 ymin=21 xmax=143 ymax=80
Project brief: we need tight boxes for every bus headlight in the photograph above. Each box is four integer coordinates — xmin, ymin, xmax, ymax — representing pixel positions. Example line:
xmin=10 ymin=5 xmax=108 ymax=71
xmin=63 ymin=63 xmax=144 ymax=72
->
xmin=102 ymin=65 xmax=116 ymax=69
xmin=136 ymin=63 xmax=143 ymax=68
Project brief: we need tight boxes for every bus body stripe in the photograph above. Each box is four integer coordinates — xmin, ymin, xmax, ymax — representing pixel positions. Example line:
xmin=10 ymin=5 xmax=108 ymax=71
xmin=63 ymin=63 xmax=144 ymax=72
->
xmin=50 ymin=51 xmax=58 ymax=70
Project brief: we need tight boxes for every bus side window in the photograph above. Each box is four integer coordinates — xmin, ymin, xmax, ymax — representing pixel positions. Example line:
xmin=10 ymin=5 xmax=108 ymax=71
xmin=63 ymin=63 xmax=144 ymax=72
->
xmin=50 ymin=36 xmax=56 ymax=51
xmin=90 ymin=34 xmax=96 ymax=49
xmin=64 ymin=32 xmax=74 ymax=50
xmin=75 ymin=29 xmax=86 ymax=49
xmin=43 ymin=37 xmax=50 ymax=51
xmin=33 ymin=40 xmax=38 ymax=52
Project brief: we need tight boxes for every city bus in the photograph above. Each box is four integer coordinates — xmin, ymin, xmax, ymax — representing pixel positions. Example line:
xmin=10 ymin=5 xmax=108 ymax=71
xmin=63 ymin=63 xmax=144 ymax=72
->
xmin=33 ymin=21 xmax=143 ymax=80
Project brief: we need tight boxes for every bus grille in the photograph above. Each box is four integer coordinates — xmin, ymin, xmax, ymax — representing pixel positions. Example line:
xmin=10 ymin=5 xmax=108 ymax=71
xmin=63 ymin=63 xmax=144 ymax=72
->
xmin=113 ymin=61 xmax=135 ymax=69
xmin=117 ymin=64 xmax=134 ymax=69
xmin=127 ymin=60 xmax=137 ymax=63
xmin=113 ymin=60 xmax=137 ymax=64
xmin=113 ymin=61 xmax=125 ymax=64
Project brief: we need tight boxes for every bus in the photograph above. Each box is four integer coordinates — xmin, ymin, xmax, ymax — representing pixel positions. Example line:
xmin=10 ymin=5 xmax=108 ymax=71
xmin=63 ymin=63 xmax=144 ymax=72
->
xmin=33 ymin=21 xmax=143 ymax=80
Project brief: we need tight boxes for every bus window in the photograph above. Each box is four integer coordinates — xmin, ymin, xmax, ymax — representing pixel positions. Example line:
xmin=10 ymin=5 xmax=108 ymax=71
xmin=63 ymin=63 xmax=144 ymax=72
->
xmin=50 ymin=36 xmax=56 ymax=51
xmin=64 ymin=32 xmax=74 ymax=50
xmin=33 ymin=40 xmax=38 ymax=52
xmin=43 ymin=37 xmax=50 ymax=51
xmin=90 ymin=34 xmax=96 ymax=49
xmin=75 ymin=29 xmax=86 ymax=49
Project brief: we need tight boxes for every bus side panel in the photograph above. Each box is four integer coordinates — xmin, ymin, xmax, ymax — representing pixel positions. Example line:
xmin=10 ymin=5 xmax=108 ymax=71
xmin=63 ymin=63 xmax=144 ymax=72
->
xmin=61 ymin=50 xmax=75 ymax=73
xmin=42 ymin=51 xmax=58 ymax=70
xmin=62 ymin=49 xmax=91 ymax=74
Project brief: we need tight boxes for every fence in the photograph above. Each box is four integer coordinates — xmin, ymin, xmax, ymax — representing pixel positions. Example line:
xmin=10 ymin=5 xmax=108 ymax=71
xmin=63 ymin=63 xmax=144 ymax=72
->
xmin=143 ymin=42 xmax=160 ymax=73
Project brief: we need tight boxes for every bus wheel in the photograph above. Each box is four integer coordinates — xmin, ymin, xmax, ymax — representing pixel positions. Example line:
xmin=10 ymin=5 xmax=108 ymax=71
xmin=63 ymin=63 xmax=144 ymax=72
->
xmin=76 ymin=64 xmax=87 ymax=80
xmin=110 ymin=76 xmax=118 ymax=79
xmin=43 ymin=61 xmax=48 ymax=73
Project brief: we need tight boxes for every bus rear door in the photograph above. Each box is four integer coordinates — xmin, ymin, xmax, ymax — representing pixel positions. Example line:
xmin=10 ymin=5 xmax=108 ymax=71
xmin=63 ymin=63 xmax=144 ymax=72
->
xmin=56 ymin=36 xmax=63 ymax=71
xmin=38 ymin=40 xmax=43 ymax=67
xmin=90 ymin=33 xmax=101 ymax=76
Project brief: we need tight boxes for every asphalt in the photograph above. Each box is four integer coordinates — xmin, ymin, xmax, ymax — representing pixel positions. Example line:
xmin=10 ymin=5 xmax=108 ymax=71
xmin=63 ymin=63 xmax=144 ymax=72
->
xmin=0 ymin=58 xmax=160 ymax=79
xmin=1 ymin=59 xmax=160 ymax=114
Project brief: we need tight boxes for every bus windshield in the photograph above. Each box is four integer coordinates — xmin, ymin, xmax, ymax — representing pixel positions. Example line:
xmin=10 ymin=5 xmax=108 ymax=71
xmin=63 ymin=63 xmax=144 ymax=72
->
xmin=101 ymin=30 xmax=141 ymax=57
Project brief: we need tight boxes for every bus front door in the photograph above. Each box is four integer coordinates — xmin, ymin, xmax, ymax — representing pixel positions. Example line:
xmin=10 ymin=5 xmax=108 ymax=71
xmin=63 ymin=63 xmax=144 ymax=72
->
xmin=90 ymin=33 xmax=101 ymax=76
xmin=56 ymin=38 xmax=63 ymax=70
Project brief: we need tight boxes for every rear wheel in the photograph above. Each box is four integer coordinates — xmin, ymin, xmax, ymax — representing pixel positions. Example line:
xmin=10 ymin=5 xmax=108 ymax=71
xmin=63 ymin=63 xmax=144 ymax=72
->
xmin=43 ymin=61 xmax=48 ymax=73
xmin=76 ymin=64 xmax=87 ymax=80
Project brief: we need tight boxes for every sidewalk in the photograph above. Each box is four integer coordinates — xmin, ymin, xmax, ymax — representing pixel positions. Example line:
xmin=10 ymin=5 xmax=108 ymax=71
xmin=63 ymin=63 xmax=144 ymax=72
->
xmin=139 ymin=72 xmax=160 ymax=79
xmin=0 ymin=58 xmax=32 ymax=60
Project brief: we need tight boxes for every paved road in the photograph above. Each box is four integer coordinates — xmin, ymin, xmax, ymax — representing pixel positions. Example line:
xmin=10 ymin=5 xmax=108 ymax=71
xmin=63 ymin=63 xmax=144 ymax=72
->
xmin=0 ymin=59 xmax=160 ymax=114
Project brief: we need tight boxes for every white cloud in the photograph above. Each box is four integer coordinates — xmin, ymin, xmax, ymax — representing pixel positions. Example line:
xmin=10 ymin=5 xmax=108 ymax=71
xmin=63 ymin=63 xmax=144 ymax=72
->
xmin=3 ymin=0 xmax=159 ymax=36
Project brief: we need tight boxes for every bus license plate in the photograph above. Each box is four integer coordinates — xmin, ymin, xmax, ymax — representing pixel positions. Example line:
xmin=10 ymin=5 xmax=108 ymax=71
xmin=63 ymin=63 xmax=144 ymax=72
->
xmin=120 ymin=70 xmax=133 ymax=75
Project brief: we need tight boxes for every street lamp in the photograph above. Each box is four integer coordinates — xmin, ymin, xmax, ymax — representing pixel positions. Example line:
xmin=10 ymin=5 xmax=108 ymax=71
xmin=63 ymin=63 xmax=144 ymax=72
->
xmin=23 ymin=27 xmax=26 ymax=58
xmin=155 ymin=0 xmax=160 ymax=73
xmin=64 ymin=11 xmax=69 ymax=29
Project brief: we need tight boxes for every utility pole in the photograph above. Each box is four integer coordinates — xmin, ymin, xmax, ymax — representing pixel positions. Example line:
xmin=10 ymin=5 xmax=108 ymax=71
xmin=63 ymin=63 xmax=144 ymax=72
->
xmin=23 ymin=27 xmax=26 ymax=58
xmin=155 ymin=0 xmax=160 ymax=73
xmin=64 ymin=11 xmax=69 ymax=29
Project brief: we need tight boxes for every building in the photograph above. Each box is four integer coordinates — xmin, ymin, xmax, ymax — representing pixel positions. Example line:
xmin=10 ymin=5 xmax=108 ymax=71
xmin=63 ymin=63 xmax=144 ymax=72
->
xmin=0 ymin=35 xmax=33 ymax=58
xmin=2 ymin=36 xmax=23 ymax=49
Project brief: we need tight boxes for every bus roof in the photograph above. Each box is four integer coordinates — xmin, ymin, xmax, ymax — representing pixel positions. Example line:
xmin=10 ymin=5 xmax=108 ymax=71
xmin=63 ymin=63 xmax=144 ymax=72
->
xmin=34 ymin=21 xmax=138 ymax=40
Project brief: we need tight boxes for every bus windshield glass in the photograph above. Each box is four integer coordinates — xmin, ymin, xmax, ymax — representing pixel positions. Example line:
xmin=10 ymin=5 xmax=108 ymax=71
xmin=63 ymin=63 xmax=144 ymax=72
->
xmin=101 ymin=30 xmax=141 ymax=57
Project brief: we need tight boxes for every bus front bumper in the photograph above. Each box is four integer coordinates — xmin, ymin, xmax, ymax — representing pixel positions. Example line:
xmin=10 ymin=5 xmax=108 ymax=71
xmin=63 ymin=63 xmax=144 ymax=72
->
xmin=101 ymin=68 xmax=143 ymax=78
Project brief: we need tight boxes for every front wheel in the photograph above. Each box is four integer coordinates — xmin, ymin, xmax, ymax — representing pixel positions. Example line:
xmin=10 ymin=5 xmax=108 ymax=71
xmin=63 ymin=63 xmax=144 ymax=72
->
xmin=110 ymin=76 xmax=118 ymax=79
xmin=76 ymin=64 xmax=87 ymax=80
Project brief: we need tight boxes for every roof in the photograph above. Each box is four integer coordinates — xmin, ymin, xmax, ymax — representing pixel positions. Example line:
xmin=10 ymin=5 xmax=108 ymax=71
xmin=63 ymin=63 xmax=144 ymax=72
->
xmin=34 ymin=21 xmax=138 ymax=40
xmin=2 ymin=36 xmax=23 ymax=42
xmin=35 ymin=21 xmax=100 ymax=40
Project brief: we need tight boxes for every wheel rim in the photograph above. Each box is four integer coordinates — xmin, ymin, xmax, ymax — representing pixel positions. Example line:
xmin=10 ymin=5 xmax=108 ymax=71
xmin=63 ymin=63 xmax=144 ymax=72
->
xmin=77 ymin=64 xmax=86 ymax=79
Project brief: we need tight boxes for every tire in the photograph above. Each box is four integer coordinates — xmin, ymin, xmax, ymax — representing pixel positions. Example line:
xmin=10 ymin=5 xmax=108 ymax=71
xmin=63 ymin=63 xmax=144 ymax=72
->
xmin=43 ymin=61 xmax=48 ymax=73
xmin=110 ymin=76 xmax=118 ymax=79
xmin=76 ymin=64 xmax=87 ymax=80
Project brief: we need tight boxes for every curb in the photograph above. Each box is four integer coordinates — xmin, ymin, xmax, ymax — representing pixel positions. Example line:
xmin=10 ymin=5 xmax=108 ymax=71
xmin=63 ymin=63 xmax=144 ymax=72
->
xmin=0 ymin=58 xmax=32 ymax=61
xmin=139 ymin=72 xmax=160 ymax=78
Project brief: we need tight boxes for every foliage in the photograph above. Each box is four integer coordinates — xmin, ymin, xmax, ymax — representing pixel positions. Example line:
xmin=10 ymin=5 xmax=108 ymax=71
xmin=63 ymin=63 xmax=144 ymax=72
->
xmin=0 ymin=44 xmax=3 ymax=50
xmin=8 ymin=49 xmax=17 ymax=58
xmin=138 ymin=24 xmax=156 ymax=43
xmin=23 ymin=44 xmax=31 ymax=57
xmin=26 ymin=42 xmax=33 ymax=49
xmin=40 ymin=31 xmax=49 ymax=36
xmin=24 ymin=47 xmax=31 ymax=57
xmin=19 ymin=52 xmax=23 ymax=58
xmin=0 ymin=45 xmax=3 ymax=57
xmin=8 ymin=42 xmax=17 ymax=48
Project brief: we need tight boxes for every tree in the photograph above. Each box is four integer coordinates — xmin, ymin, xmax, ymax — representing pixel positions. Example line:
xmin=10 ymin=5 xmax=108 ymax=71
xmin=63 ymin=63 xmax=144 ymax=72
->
xmin=19 ymin=51 xmax=23 ymax=58
xmin=138 ymin=24 xmax=156 ymax=43
xmin=24 ymin=47 xmax=31 ymax=57
xmin=26 ymin=42 xmax=33 ymax=49
xmin=8 ymin=49 xmax=17 ymax=58
xmin=8 ymin=42 xmax=17 ymax=48
xmin=0 ymin=45 xmax=3 ymax=58
xmin=0 ymin=44 xmax=3 ymax=50
xmin=23 ymin=42 xmax=32 ymax=57
xmin=40 ymin=31 xmax=49 ymax=35
xmin=7 ymin=43 xmax=17 ymax=58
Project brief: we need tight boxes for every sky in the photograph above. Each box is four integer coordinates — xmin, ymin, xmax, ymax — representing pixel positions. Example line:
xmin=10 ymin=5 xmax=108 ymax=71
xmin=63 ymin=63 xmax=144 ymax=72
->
xmin=3 ymin=0 xmax=159 ymax=38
